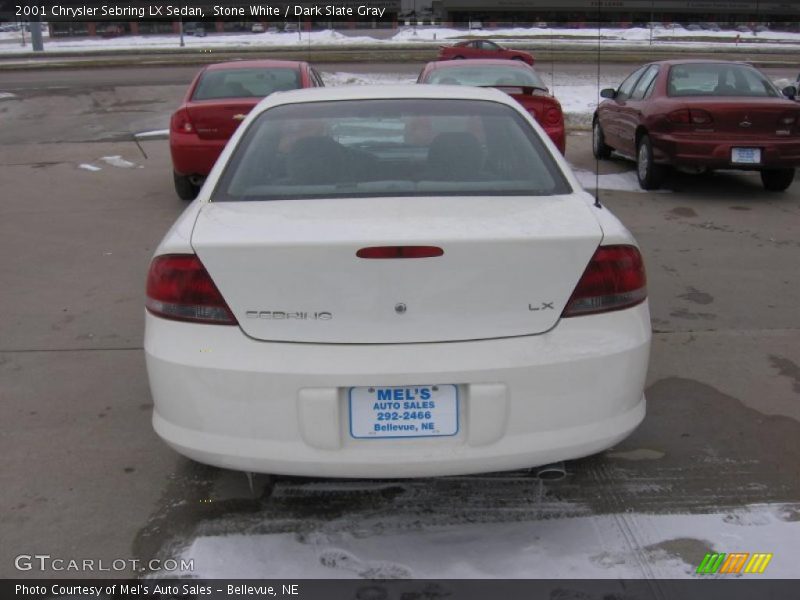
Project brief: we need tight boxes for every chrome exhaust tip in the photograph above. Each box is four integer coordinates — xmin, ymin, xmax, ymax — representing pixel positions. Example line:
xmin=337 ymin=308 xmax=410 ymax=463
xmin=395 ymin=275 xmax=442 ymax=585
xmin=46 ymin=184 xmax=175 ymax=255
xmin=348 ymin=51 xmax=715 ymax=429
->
xmin=532 ymin=461 xmax=566 ymax=481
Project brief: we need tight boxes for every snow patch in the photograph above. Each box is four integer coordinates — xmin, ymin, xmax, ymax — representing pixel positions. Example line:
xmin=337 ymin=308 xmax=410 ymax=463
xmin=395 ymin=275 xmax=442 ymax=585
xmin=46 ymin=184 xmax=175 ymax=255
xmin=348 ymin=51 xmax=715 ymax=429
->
xmin=100 ymin=155 xmax=137 ymax=168
xmin=78 ymin=163 xmax=102 ymax=172
xmin=0 ymin=92 xmax=17 ymax=100
xmin=173 ymin=503 xmax=800 ymax=578
xmin=134 ymin=129 xmax=169 ymax=139
xmin=572 ymin=168 xmax=659 ymax=193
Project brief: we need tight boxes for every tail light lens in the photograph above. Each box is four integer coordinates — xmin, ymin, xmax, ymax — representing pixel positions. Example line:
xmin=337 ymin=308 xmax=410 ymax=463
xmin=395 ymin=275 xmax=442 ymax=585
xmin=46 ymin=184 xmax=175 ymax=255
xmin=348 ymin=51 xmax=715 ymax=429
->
xmin=668 ymin=108 xmax=713 ymax=125
xmin=146 ymin=254 xmax=237 ymax=325
xmin=543 ymin=104 xmax=562 ymax=126
xmin=562 ymin=245 xmax=647 ymax=317
xmin=170 ymin=108 xmax=195 ymax=134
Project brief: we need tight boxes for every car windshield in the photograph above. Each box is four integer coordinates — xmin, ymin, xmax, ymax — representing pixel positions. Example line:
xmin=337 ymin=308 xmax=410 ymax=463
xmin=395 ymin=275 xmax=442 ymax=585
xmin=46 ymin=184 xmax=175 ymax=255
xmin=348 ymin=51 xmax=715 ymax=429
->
xmin=426 ymin=66 xmax=547 ymax=90
xmin=192 ymin=68 xmax=301 ymax=100
xmin=667 ymin=64 xmax=779 ymax=97
xmin=213 ymin=99 xmax=569 ymax=201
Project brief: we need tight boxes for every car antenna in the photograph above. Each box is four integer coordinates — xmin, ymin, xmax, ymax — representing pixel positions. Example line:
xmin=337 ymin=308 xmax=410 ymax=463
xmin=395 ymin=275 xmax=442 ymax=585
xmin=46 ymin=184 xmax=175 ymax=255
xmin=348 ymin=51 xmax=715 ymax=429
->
xmin=594 ymin=11 xmax=602 ymax=209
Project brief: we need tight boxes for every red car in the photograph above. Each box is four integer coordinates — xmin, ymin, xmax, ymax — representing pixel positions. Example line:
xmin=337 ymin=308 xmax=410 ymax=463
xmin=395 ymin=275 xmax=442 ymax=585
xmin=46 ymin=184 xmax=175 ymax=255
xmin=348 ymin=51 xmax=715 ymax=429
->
xmin=437 ymin=40 xmax=534 ymax=65
xmin=593 ymin=59 xmax=800 ymax=191
xmin=418 ymin=59 xmax=565 ymax=154
xmin=170 ymin=60 xmax=324 ymax=199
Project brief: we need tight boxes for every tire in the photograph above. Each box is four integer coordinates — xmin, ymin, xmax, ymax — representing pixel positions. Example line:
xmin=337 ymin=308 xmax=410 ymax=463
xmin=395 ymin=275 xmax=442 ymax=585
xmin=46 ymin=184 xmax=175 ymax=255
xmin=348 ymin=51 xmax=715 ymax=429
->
xmin=636 ymin=134 xmax=665 ymax=190
xmin=511 ymin=56 xmax=525 ymax=61
xmin=760 ymin=168 xmax=795 ymax=192
xmin=592 ymin=119 xmax=612 ymax=159
xmin=173 ymin=172 xmax=200 ymax=201
xmin=453 ymin=55 xmax=465 ymax=60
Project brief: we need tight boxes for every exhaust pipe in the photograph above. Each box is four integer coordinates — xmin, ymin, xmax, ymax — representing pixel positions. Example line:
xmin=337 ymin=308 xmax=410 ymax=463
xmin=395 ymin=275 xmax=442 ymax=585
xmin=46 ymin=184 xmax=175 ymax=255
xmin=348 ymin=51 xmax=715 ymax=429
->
xmin=532 ymin=461 xmax=566 ymax=481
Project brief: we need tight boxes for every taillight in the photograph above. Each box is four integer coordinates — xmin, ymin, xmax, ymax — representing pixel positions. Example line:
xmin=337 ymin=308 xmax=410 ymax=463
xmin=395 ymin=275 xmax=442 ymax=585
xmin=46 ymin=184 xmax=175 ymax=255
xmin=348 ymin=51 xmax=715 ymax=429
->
xmin=543 ymin=105 xmax=562 ymax=126
xmin=170 ymin=108 xmax=195 ymax=134
xmin=146 ymin=254 xmax=237 ymax=325
xmin=668 ymin=108 xmax=713 ymax=125
xmin=356 ymin=246 xmax=444 ymax=259
xmin=562 ymin=245 xmax=647 ymax=317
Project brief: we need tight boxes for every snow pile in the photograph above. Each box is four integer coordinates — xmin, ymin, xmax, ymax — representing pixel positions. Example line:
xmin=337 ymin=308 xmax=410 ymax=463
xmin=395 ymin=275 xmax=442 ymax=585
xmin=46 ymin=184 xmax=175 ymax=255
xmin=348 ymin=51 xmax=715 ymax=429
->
xmin=0 ymin=92 xmax=17 ymax=100
xmin=172 ymin=503 xmax=799 ymax=578
xmin=322 ymin=71 xmax=415 ymax=87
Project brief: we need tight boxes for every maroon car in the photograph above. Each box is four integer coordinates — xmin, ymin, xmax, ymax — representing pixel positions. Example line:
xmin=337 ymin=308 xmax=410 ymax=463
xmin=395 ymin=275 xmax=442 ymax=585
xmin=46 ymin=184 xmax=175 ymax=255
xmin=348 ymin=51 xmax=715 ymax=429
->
xmin=170 ymin=60 xmax=324 ymax=200
xmin=418 ymin=59 xmax=565 ymax=154
xmin=593 ymin=60 xmax=800 ymax=191
xmin=438 ymin=40 xmax=534 ymax=65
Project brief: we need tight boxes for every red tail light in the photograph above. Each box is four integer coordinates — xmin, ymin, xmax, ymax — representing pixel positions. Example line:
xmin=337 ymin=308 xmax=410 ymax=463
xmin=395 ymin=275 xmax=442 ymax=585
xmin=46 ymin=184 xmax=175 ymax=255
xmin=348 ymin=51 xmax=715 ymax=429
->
xmin=170 ymin=108 xmax=195 ymax=134
xmin=562 ymin=245 xmax=647 ymax=317
xmin=146 ymin=254 xmax=237 ymax=325
xmin=668 ymin=108 xmax=713 ymax=125
xmin=543 ymin=104 xmax=562 ymax=126
xmin=357 ymin=246 xmax=444 ymax=259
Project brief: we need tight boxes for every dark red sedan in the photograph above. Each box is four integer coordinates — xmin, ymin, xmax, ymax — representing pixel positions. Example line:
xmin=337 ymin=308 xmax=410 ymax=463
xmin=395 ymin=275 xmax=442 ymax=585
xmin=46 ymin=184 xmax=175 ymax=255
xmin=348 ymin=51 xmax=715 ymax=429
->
xmin=593 ymin=60 xmax=800 ymax=191
xmin=170 ymin=60 xmax=324 ymax=199
xmin=438 ymin=40 xmax=534 ymax=65
xmin=418 ymin=59 xmax=565 ymax=154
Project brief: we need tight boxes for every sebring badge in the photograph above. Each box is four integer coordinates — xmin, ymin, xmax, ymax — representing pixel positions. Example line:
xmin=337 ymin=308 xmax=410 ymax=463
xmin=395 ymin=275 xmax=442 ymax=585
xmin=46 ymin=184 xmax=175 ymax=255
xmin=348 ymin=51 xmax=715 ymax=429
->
xmin=246 ymin=311 xmax=332 ymax=320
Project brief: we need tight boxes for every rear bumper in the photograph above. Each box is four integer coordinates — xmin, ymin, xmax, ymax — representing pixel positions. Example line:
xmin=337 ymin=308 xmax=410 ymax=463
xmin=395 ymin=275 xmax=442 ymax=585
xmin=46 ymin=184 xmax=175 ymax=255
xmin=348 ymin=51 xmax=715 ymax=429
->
xmin=170 ymin=132 xmax=226 ymax=177
xmin=144 ymin=303 xmax=651 ymax=478
xmin=653 ymin=133 xmax=800 ymax=169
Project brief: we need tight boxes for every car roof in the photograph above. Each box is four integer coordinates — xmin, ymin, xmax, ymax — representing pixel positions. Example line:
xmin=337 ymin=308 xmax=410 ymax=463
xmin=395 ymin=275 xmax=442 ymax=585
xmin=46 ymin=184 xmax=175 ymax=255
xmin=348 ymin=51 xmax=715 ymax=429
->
xmin=250 ymin=84 xmax=519 ymax=112
xmin=204 ymin=60 xmax=306 ymax=72
xmin=428 ymin=59 xmax=532 ymax=70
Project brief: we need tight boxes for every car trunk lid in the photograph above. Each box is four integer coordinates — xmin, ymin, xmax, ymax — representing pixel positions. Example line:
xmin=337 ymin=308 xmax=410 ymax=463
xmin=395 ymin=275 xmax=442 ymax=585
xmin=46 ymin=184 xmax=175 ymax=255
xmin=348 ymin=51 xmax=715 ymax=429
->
xmin=191 ymin=195 xmax=603 ymax=344
xmin=186 ymin=99 xmax=260 ymax=141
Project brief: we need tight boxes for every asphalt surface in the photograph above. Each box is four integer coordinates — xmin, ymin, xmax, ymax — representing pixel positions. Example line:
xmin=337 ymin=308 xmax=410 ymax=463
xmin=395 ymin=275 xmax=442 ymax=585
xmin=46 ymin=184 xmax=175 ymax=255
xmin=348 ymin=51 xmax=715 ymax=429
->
xmin=1 ymin=64 xmax=799 ymax=580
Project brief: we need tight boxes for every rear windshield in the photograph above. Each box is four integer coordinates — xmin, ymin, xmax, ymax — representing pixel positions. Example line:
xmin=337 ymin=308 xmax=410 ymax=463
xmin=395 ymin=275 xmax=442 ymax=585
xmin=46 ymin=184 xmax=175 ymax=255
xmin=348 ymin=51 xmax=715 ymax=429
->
xmin=425 ymin=66 xmax=547 ymax=90
xmin=667 ymin=64 xmax=779 ymax=98
xmin=212 ymin=98 xmax=570 ymax=201
xmin=192 ymin=68 xmax=301 ymax=100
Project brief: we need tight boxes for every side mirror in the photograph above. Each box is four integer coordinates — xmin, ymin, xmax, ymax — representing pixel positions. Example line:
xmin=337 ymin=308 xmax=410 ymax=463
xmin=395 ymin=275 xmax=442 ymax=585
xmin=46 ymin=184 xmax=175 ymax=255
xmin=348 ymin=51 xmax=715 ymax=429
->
xmin=600 ymin=88 xmax=617 ymax=99
xmin=782 ymin=85 xmax=797 ymax=99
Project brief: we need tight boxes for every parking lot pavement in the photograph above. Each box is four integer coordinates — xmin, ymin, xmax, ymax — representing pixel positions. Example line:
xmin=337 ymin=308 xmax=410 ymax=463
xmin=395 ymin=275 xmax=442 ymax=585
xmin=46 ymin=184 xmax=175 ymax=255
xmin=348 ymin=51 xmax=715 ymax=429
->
xmin=1 ymin=72 xmax=799 ymax=579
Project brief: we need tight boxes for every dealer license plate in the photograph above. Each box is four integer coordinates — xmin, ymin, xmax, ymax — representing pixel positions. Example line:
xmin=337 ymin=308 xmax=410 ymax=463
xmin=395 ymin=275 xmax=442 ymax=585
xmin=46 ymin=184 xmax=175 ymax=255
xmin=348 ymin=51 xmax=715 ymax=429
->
xmin=349 ymin=384 xmax=459 ymax=439
xmin=731 ymin=148 xmax=761 ymax=164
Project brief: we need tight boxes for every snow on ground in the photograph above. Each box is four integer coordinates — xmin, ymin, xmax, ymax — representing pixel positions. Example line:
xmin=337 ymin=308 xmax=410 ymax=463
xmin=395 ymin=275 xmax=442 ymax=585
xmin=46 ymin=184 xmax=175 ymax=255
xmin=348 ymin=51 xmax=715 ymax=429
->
xmin=572 ymin=168 xmax=660 ymax=193
xmin=134 ymin=129 xmax=169 ymax=139
xmin=321 ymin=71 xmax=416 ymax=87
xmin=0 ymin=92 xmax=16 ymax=100
xmin=100 ymin=155 xmax=138 ymax=168
xmin=2 ymin=25 xmax=800 ymax=55
xmin=78 ymin=163 xmax=102 ymax=172
xmin=172 ymin=503 xmax=799 ymax=578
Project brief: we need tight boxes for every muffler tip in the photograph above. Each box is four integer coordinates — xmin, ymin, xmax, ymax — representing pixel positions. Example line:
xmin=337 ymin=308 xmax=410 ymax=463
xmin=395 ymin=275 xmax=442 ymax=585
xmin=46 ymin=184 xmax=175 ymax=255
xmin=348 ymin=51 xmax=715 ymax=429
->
xmin=532 ymin=461 xmax=567 ymax=481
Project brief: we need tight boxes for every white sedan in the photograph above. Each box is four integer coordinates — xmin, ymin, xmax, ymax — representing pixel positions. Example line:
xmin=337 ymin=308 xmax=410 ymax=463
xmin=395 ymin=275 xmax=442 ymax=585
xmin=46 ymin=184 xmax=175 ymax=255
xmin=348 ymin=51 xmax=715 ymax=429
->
xmin=144 ymin=85 xmax=651 ymax=478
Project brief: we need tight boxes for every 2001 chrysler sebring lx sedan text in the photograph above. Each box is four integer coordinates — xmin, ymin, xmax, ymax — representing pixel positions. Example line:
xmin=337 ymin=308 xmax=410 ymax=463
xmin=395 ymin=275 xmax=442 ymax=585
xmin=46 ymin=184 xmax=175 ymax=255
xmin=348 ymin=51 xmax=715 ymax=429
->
xmin=144 ymin=85 xmax=651 ymax=478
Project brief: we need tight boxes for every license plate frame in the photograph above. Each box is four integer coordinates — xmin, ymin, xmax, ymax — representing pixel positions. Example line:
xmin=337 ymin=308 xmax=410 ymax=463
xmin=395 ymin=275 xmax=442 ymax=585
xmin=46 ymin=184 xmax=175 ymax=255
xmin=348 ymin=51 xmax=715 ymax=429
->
xmin=731 ymin=147 xmax=761 ymax=165
xmin=348 ymin=384 xmax=459 ymax=439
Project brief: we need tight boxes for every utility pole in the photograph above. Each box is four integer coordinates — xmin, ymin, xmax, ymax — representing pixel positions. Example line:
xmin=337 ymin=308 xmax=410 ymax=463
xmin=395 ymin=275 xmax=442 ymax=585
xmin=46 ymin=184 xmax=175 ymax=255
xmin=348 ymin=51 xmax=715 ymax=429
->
xmin=179 ymin=17 xmax=185 ymax=47
xmin=30 ymin=16 xmax=44 ymax=52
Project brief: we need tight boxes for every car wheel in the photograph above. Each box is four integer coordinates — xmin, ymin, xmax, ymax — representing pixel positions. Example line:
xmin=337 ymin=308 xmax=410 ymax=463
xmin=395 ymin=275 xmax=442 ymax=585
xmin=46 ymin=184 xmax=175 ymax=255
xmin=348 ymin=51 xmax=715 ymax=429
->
xmin=760 ymin=168 xmax=795 ymax=192
xmin=592 ymin=119 xmax=612 ymax=159
xmin=453 ymin=55 xmax=465 ymax=60
xmin=173 ymin=172 xmax=200 ymax=201
xmin=636 ymin=134 xmax=664 ymax=190
xmin=511 ymin=56 xmax=525 ymax=61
